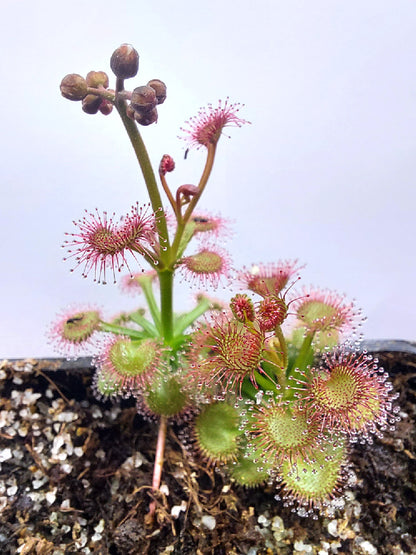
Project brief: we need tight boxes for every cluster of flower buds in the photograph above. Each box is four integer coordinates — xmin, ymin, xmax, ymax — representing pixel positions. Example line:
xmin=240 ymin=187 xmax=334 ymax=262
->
xmin=60 ymin=44 xmax=166 ymax=125
xmin=60 ymin=71 xmax=114 ymax=115
xmin=126 ymin=79 xmax=167 ymax=126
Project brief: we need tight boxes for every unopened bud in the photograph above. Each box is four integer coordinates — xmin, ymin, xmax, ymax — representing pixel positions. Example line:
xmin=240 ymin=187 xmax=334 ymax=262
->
xmin=60 ymin=74 xmax=88 ymax=101
xmin=159 ymin=154 xmax=175 ymax=175
xmin=82 ymin=94 xmax=102 ymax=114
xmin=230 ymin=294 xmax=255 ymax=322
xmin=147 ymin=79 xmax=167 ymax=105
xmin=257 ymin=296 xmax=288 ymax=331
xmin=133 ymin=107 xmax=158 ymax=126
xmin=131 ymin=86 xmax=157 ymax=112
xmin=99 ymin=99 xmax=113 ymax=115
xmin=86 ymin=70 xmax=109 ymax=88
xmin=110 ymin=44 xmax=139 ymax=79
xmin=126 ymin=104 xmax=136 ymax=120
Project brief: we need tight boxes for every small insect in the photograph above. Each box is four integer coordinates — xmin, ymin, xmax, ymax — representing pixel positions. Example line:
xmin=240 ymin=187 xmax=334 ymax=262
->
xmin=192 ymin=217 xmax=209 ymax=223
xmin=66 ymin=315 xmax=84 ymax=325
xmin=184 ymin=148 xmax=189 ymax=160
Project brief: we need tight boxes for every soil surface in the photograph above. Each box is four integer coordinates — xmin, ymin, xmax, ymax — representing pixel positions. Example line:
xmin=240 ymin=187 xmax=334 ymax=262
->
xmin=0 ymin=347 xmax=415 ymax=555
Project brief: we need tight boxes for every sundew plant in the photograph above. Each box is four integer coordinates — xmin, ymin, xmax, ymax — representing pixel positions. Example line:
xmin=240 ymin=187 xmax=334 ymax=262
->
xmin=52 ymin=44 xmax=401 ymax=519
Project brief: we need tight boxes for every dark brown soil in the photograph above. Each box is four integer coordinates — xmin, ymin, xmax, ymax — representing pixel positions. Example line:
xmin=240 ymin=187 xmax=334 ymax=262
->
xmin=0 ymin=347 xmax=415 ymax=555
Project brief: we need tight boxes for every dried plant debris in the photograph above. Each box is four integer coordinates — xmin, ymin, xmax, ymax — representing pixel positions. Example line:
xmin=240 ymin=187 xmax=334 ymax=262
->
xmin=0 ymin=353 xmax=415 ymax=554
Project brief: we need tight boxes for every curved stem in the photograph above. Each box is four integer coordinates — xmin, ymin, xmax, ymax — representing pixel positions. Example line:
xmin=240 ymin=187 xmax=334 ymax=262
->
xmin=170 ymin=143 xmax=216 ymax=260
xmin=160 ymin=172 xmax=179 ymax=219
xmin=183 ymin=143 xmax=217 ymax=221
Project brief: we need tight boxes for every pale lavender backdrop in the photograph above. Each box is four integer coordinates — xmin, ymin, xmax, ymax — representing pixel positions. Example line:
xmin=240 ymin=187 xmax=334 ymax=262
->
xmin=1 ymin=0 xmax=415 ymax=357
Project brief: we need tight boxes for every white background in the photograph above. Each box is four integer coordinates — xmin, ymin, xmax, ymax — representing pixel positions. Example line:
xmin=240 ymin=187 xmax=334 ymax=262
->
xmin=1 ymin=0 xmax=415 ymax=357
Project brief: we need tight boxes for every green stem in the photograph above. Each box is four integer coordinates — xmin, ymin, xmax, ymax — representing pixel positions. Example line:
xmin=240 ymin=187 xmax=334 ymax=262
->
xmin=158 ymin=269 xmax=174 ymax=343
xmin=129 ymin=311 xmax=158 ymax=336
xmin=240 ymin=379 xmax=259 ymax=401
xmin=253 ymin=370 xmax=280 ymax=394
xmin=284 ymin=331 xmax=315 ymax=401
xmin=240 ymin=370 xmax=279 ymax=401
xmin=99 ymin=322 xmax=148 ymax=340
xmin=262 ymin=356 xmax=286 ymax=390
xmin=139 ymin=278 xmax=161 ymax=331
xmin=115 ymin=96 xmax=171 ymax=265
xmin=291 ymin=332 xmax=314 ymax=377
xmin=159 ymin=171 xmax=179 ymax=219
xmin=275 ymin=325 xmax=288 ymax=371
xmin=173 ymin=296 xmax=211 ymax=336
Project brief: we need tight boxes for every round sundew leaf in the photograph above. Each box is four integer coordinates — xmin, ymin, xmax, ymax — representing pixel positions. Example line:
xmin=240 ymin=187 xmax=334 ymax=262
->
xmin=187 ymin=250 xmax=223 ymax=274
xmin=109 ymin=338 xmax=158 ymax=378
xmin=250 ymin=405 xmax=320 ymax=463
xmin=311 ymin=366 xmax=383 ymax=434
xmin=298 ymin=300 xmax=338 ymax=326
xmin=191 ymin=217 xmax=216 ymax=234
xmin=180 ymin=99 xmax=248 ymax=149
xmin=287 ymin=327 xmax=308 ymax=351
xmin=95 ymin=366 xmax=121 ymax=397
xmin=214 ymin=322 xmax=263 ymax=371
xmin=194 ymin=402 xmax=242 ymax=463
xmin=279 ymin=438 xmax=346 ymax=507
xmin=288 ymin=326 xmax=339 ymax=355
xmin=62 ymin=311 xmax=101 ymax=343
xmin=313 ymin=328 xmax=340 ymax=351
xmin=227 ymin=445 xmax=273 ymax=488
xmin=145 ymin=375 xmax=188 ymax=417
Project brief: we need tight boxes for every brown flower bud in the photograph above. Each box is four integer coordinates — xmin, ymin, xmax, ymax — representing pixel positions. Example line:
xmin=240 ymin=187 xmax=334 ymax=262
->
xmin=60 ymin=74 xmax=88 ymax=101
xmin=133 ymin=107 xmax=158 ymax=126
xmin=126 ymin=104 xmax=136 ymax=120
xmin=110 ymin=44 xmax=139 ymax=79
xmin=99 ymin=99 xmax=113 ymax=116
xmin=147 ymin=79 xmax=167 ymax=105
xmin=82 ymin=94 xmax=102 ymax=114
xmin=86 ymin=71 xmax=109 ymax=89
xmin=131 ymin=86 xmax=157 ymax=112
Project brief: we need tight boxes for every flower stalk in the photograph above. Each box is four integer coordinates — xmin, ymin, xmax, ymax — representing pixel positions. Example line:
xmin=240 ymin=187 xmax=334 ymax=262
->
xmin=115 ymin=95 xmax=171 ymax=265
xmin=170 ymin=143 xmax=216 ymax=258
